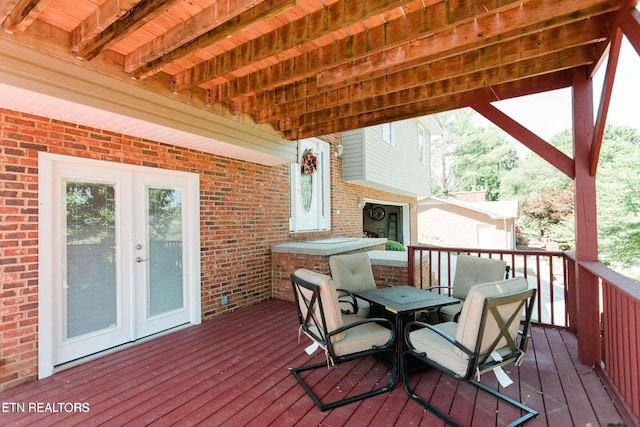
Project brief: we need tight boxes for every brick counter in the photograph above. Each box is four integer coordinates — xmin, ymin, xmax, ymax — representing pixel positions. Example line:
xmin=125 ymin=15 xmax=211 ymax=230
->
xmin=271 ymin=238 xmax=386 ymax=301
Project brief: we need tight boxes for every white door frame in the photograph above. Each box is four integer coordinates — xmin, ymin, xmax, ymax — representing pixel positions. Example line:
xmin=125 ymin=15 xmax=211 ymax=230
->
xmin=38 ymin=153 xmax=201 ymax=378
xmin=360 ymin=198 xmax=411 ymax=246
xmin=289 ymin=138 xmax=330 ymax=232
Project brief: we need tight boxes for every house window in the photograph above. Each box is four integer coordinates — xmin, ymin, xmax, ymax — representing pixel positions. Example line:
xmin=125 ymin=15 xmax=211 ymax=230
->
xmin=418 ymin=124 xmax=426 ymax=165
xmin=382 ymin=123 xmax=394 ymax=145
xmin=290 ymin=138 xmax=331 ymax=232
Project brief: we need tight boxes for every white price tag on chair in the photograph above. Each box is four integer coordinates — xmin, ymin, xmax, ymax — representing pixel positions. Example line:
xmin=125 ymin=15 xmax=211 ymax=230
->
xmin=305 ymin=341 xmax=319 ymax=355
xmin=493 ymin=366 xmax=514 ymax=387
xmin=490 ymin=350 xmax=504 ymax=362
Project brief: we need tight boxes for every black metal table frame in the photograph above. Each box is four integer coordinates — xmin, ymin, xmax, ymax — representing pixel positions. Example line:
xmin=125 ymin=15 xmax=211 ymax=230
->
xmin=354 ymin=285 xmax=459 ymax=380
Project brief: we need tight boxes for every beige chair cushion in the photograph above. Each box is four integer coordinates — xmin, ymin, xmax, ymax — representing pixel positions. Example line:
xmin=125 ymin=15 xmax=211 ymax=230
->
xmin=294 ymin=269 xmax=346 ymax=342
xmin=455 ymin=277 xmax=528 ymax=359
xmin=452 ymin=255 xmax=507 ymax=299
xmin=329 ymin=252 xmax=377 ymax=292
xmin=293 ymin=269 xmax=393 ymax=356
xmin=333 ymin=314 xmax=393 ymax=357
xmin=437 ymin=301 xmax=463 ymax=322
xmin=408 ymin=277 xmax=528 ymax=376
xmin=329 ymin=252 xmax=377 ymax=316
xmin=408 ymin=322 xmax=469 ymax=377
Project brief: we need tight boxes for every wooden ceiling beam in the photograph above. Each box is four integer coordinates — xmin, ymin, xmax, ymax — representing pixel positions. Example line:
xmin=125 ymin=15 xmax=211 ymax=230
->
xmin=0 ymin=0 xmax=51 ymax=33
xmin=205 ymin=0 xmax=520 ymax=101
xmin=473 ymin=103 xmax=575 ymax=178
xmin=69 ymin=0 xmax=138 ymax=57
xmin=273 ymin=45 xmax=596 ymax=133
xmin=244 ymin=17 xmax=610 ymax=124
xmin=281 ymin=71 xmax=574 ymax=140
xmin=72 ymin=0 xmax=182 ymax=61
xmin=209 ymin=0 xmax=618 ymax=105
xmin=316 ymin=0 xmax=620 ymax=90
xmin=0 ymin=1 xmax=19 ymax=25
xmin=126 ymin=0 xmax=295 ymax=80
xmin=169 ymin=0 xmax=412 ymax=93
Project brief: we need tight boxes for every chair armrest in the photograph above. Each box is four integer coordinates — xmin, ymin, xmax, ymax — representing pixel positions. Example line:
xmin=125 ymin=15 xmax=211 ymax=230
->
xmin=335 ymin=288 xmax=358 ymax=314
xmin=404 ymin=321 xmax=473 ymax=358
xmin=329 ymin=317 xmax=395 ymax=348
xmin=424 ymin=285 xmax=453 ymax=293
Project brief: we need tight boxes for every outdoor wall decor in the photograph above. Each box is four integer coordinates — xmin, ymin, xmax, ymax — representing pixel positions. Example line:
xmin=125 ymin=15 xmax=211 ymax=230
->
xmin=301 ymin=149 xmax=318 ymax=175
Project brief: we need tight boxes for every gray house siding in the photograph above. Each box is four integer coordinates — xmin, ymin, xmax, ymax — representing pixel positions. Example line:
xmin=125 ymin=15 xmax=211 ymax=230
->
xmin=342 ymin=119 xmax=432 ymax=197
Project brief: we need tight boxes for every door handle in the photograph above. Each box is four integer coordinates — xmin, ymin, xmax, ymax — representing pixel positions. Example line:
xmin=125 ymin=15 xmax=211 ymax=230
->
xmin=136 ymin=257 xmax=149 ymax=263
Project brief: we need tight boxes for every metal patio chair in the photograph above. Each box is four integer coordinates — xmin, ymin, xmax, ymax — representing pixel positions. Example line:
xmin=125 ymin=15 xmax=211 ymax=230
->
xmin=403 ymin=277 xmax=537 ymax=427
xmin=329 ymin=252 xmax=383 ymax=316
xmin=290 ymin=268 xmax=397 ymax=411
xmin=427 ymin=254 xmax=508 ymax=322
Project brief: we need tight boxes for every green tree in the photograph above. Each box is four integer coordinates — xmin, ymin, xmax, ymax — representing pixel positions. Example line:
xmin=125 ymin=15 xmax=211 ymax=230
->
xmin=431 ymin=111 xmax=467 ymax=197
xmin=595 ymin=125 xmax=640 ymax=268
xmin=66 ymin=182 xmax=116 ymax=244
xmin=500 ymin=130 xmax=572 ymax=200
xmin=503 ymin=124 xmax=640 ymax=271
xmin=431 ymin=109 xmax=518 ymax=200
xmin=453 ymin=126 xmax=518 ymax=200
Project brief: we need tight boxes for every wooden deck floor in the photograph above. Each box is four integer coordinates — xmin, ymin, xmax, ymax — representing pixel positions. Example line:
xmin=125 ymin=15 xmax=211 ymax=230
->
xmin=0 ymin=299 xmax=628 ymax=426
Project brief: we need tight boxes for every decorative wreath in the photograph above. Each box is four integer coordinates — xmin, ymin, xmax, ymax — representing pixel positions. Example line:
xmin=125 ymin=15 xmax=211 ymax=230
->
xmin=301 ymin=149 xmax=318 ymax=174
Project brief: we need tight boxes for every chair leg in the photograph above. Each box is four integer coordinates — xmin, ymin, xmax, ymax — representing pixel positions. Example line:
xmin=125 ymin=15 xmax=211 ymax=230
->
xmin=402 ymin=352 xmax=461 ymax=426
xmin=290 ymin=356 xmax=397 ymax=411
xmin=469 ymin=379 xmax=538 ymax=427
xmin=402 ymin=352 xmax=538 ymax=427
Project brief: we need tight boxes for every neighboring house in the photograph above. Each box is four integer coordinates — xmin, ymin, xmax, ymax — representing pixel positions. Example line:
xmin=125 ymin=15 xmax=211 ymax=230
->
xmin=0 ymin=99 xmax=436 ymax=389
xmin=343 ymin=116 xmax=440 ymax=245
xmin=417 ymin=192 xmax=519 ymax=250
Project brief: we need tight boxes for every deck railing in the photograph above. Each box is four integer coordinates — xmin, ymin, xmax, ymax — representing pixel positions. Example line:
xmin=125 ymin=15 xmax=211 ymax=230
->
xmin=581 ymin=259 xmax=640 ymax=422
xmin=407 ymin=246 xmax=569 ymax=327
xmin=407 ymin=245 xmax=640 ymax=423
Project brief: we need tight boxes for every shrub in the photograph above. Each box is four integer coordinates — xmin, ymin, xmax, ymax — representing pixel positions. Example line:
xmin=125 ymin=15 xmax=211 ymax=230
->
xmin=386 ymin=240 xmax=405 ymax=251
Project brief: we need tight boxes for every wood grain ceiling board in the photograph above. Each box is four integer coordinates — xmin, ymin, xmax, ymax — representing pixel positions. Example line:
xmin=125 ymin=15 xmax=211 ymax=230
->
xmin=0 ymin=0 xmax=637 ymax=142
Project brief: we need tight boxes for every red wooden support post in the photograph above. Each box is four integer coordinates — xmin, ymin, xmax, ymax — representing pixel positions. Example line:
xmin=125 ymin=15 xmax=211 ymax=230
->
xmin=565 ymin=256 xmax=578 ymax=333
xmin=572 ymin=68 xmax=601 ymax=365
xmin=407 ymin=246 xmax=415 ymax=287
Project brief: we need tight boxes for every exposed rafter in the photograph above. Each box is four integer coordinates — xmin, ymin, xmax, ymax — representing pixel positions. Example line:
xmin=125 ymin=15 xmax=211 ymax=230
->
xmin=72 ymin=0 xmax=182 ymax=61
xmin=0 ymin=0 xmax=637 ymax=141
xmin=314 ymin=0 xmax=617 ymax=90
xmin=170 ymin=0 xmax=410 ymax=94
xmin=126 ymin=0 xmax=296 ymax=80
xmin=0 ymin=0 xmax=51 ymax=33
xmin=243 ymin=16 xmax=609 ymax=124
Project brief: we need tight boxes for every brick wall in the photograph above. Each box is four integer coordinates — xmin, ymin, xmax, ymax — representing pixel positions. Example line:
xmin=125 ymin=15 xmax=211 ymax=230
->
xmin=272 ymin=243 xmax=386 ymax=301
xmin=0 ymin=109 xmax=296 ymax=390
xmin=0 ymin=108 xmax=417 ymax=391
xmin=372 ymin=259 xmax=433 ymax=288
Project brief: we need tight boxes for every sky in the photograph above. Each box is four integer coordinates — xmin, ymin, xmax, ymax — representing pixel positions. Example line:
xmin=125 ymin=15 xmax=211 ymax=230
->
xmin=474 ymin=36 xmax=639 ymax=144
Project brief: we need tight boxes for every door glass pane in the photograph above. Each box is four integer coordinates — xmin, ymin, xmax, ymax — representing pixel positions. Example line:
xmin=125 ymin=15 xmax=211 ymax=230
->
xmin=147 ymin=188 xmax=184 ymax=316
xmin=301 ymin=174 xmax=313 ymax=213
xmin=65 ymin=182 xmax=117 ymax=339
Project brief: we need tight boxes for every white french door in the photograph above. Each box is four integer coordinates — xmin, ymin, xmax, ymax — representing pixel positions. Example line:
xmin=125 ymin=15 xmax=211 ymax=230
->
xmin=134 ymin=174 xmax=191 ymax=338
xmin=39 ymin=154 xmax=200 ymax=375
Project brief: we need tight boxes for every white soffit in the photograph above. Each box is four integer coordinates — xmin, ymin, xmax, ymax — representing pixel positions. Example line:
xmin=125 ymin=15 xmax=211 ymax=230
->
xmin=0 ymin=39 xmax=296 ymax=166
xmin=0 ymin=83 xmax=287 ymax=165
